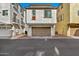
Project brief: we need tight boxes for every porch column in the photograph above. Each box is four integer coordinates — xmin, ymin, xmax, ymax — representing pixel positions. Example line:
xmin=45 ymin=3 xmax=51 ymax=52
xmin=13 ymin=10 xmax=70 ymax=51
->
xmin=67 ymin=27 xmax=70 ymax=36
xmin=11 ymin=26 xmax=16 ymax=37
xmin=51 ymin=25 xmax=55 ymax=36
xmin=27 ymin=26 xmax=32 ymax=36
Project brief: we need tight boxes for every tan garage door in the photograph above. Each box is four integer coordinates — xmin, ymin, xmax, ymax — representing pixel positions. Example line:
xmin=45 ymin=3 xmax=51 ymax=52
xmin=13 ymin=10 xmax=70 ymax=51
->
xmin=74 ymin=29 xmax=79 ymax=36
xmin=32 ymin=27 xmax=51 ymax=36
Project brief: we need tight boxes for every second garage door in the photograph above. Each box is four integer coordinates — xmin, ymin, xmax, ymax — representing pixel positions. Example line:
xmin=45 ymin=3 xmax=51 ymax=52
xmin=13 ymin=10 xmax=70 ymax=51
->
xmin=32 ymin=27 xmax=51 ymax=36
xmin=74 ymin=29 xmax=79 ymax=36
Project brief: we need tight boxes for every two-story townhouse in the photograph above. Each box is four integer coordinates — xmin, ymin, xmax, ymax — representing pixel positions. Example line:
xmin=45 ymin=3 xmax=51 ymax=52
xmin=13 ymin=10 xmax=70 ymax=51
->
xmin=56 ymin=3 xmax=79 ymax=37
xmin=26 ymin=4 xmax=57 ymax=37
xmin=68 ymin=4 xmax=79 ymax=36
xmin=0 ymin=3 xmax=25 ymax=38
xmin=56 ymin=3 xmax=70 ymax=36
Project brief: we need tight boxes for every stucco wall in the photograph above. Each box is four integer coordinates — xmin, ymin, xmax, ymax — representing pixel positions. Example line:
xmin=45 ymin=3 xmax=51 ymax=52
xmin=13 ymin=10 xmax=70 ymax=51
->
xmin=27 ymin=26 xmax=32 ymax=36
xmin=70 ymin=4 xmax=79 ymax=23
xmin=0 ymin=3 xmax=11 ymax=24
xmin=26 ymin=9 xmax=57 ymax=24
xmin=56 ymin=3 xmax=70 ymax=36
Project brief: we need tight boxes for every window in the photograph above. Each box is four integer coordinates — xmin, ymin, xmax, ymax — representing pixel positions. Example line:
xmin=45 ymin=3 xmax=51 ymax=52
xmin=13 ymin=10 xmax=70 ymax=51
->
xmin=12 ymin=3 xmax=15 ymax=5
xmin=20 ymin=8 xmax=22 ymax=12
xmin=20 ymin=9 xmax=24 ymax=16
xmin=62 ymin=14 xmax=64 ymax=20
xmin=17 ymin=19 xmax=19 ymax=23
xmin=32 ymin=10 xmax=36 ymax=20
xmin=16 ymin=4 xmax=18 ymax=9
xmin=2 ymin=10 xmax=8 ymax=16
xmin=1 ymin=27 xmax=6 ymax=29
xmin=78 ymin=10 xmax=79 ymax=16
xmin=32 ymin=10 xmax=36 ymax=16
xmin=57 ymin=17 xmax=59 ymax=22
xmin=59 ymin=14 xmax=64 ymax=21
xmin=60 ymin=15 xmax=62 ymax=21
xmin=21 ymin=18 xmax=23 ymax=20
xmin=44 ymin=10 xmax=52 ymax=18
xmin=61 ymin=4 xmax=63 ymax=9
xmin=13 ymin=13 xmax=17 ymax=22
xmin=13 ymin=4 xmax=18 ymax=12
xmin=7 ymin=27 xmax=11 ymax=29
xmin=21 ymin=18 xmax=24 ymax=24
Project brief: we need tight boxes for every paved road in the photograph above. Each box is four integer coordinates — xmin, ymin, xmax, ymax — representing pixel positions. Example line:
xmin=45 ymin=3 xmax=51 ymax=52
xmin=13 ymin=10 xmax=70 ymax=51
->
xmin=0 ymin=37 xmax=79 ymax=56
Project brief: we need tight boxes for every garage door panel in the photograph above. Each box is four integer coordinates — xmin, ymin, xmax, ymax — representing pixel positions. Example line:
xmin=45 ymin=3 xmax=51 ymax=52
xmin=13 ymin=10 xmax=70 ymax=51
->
xmin=74 ymin=29 xmax=79 ymax=36
xmin=32 ymin=27 xmax=51 ymax=36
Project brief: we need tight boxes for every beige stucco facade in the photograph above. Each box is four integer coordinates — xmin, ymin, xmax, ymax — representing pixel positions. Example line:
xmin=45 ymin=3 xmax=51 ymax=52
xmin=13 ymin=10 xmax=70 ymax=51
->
xmin=56 ymin=3 xmax=70 ymax=36
xmin=56 ymin=3 xmax=79 ymax=36
xmin=70 ymin=4 xmax=79 ymax=23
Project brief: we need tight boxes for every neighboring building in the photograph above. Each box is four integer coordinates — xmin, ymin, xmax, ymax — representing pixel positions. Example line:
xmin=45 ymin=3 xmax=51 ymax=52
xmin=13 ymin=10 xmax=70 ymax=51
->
xmin=68 ymin=3 xmax=79 ymax=36
xmin=56 ymin=3 xmax=79 ymax=36
xmin=56 ymin=3 xmax=70 ymax=36
xmin=25 ymin=4 xmax=57 ymax=37
xmin=0 ymin=3 xmax=25 ymax=38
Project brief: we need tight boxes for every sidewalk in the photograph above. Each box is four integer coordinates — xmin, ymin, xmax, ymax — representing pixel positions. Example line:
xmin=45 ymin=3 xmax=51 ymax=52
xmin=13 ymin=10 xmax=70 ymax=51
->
xmin=11 ymin=35 xmax=73 ymax=39
xmin=11 ymin=34 xmax=26 ymax=39
xmin=71 ymin=36 xmax=79 ymax=39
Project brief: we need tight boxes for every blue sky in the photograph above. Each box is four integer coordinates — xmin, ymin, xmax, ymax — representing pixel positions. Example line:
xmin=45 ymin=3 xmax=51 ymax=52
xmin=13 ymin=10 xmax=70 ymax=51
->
xmin=20 ymin=3 xmax=61 ymax=8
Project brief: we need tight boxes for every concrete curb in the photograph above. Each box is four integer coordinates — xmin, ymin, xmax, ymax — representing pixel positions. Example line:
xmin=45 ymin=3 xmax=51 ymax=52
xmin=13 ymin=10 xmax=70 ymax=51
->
xmin=11 ymin=34 xmax=26 ymax=39
xmin=71 ymin=36 xmax=79 ymax=39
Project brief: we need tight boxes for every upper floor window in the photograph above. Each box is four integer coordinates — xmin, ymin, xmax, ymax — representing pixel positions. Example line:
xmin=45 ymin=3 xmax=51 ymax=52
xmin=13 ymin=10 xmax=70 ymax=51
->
xmin=44 ymin=10 xmax=52 ymax=18
xmin=57 ymin=17 xmax=59 ymax=22
xmin=13 ymin=13 xmax=17 ymax=22
xmin=2 ymin=10 xmax=8 ymax=16
xmin=16 ymin=4 xmax=18 ymax=9
xmin=12 ymin=3 xmax=15 ymax=5
xmin=61 ymin=4 xmax=63 ymax=9
xmin=20 ymin=9 xmax=24 ymax=16
xmin=13 ymin=4 xmax=18 ymax=12
xmin=32 ymin=10 xmax=36 ymax=20
xmin=61 ymin=15 xmax=62 ymax=21
xmin=32 ymin=10 xmax=36 ymax=16
xmin=60 ymin=14 xmax=64 ymax=21
xmin=21 ymin=18 xmax=24 ymax=24
xmin=78 ymin=10 xmax=79 ymax=16
xmin=20 ymin=8 xmax=22 ymax=12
